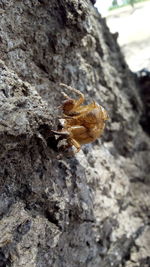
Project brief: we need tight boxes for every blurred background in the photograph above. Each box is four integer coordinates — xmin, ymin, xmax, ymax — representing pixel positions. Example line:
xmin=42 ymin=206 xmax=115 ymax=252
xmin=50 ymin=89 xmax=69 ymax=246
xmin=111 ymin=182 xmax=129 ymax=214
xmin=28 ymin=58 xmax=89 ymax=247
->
xmin=95 ymin=0 xmax=150 ymax=72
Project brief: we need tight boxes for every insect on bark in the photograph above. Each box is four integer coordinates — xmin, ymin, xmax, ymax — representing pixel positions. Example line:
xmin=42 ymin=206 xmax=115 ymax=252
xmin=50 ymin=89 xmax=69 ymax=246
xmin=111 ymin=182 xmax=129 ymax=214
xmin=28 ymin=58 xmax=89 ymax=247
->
xmin=53 ymin=83 xmax=109 ymax=152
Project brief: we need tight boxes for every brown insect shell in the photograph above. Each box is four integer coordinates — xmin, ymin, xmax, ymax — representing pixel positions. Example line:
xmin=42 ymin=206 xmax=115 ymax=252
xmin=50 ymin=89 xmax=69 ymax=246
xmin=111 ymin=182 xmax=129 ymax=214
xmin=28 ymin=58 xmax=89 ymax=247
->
xmin=64 ymin=103 xmax=108 ymax=132
xmin=82 ymin=105 xmax=108 ymax=137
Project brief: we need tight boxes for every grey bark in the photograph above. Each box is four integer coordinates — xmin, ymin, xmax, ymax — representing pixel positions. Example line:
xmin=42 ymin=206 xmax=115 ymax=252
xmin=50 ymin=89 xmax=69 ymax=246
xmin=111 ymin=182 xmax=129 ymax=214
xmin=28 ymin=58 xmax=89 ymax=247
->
xmin=0 ymin=0 xmax=149 ymax=267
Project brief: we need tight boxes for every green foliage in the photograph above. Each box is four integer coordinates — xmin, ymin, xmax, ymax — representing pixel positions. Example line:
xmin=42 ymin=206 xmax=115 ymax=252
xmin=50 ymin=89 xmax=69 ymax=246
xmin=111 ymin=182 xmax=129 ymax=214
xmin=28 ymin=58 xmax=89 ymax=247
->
xmin=112 ymin=0 xmax=118 ymax=7
xmin=109 ymin=0 xmax=149 ymax=11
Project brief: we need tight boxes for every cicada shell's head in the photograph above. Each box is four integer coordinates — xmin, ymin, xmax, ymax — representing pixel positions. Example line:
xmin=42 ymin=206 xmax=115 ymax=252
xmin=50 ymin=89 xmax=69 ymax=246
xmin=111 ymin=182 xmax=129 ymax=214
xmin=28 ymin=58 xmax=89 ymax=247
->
xmin=62 ymin=99 xmax=75 ymax=115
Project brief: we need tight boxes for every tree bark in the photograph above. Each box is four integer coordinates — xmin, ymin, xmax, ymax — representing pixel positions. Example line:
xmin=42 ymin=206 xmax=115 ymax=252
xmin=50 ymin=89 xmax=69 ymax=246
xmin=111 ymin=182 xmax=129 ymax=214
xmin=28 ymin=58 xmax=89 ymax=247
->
xmin=0 ymin=1 xmax=149 ymax=266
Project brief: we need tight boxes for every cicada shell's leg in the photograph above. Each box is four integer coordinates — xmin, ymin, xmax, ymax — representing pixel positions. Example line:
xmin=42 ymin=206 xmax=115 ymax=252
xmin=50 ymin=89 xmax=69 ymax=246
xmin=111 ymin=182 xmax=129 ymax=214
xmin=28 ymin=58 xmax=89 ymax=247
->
xmin=51 ymin=130 xmax=69 ymax=136
xmin=61 ymin=92 xmax=71 ymax=99
xmin=69 ymin=138 xmax=81 ymax=153
xmin=60 ymin=83 xmax=85 ymax=108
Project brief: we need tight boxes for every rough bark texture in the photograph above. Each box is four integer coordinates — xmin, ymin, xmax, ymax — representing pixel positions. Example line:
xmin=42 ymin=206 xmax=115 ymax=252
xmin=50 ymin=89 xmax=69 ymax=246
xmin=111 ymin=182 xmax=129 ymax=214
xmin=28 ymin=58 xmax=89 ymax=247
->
xmin=0 ymin=1 xmax=150 ymax=267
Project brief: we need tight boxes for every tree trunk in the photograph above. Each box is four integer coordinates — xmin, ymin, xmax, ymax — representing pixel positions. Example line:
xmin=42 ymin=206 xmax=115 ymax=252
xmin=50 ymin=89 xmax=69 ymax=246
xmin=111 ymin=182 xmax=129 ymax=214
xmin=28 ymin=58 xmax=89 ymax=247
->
xmin=0 ymin=1 xmax=149 ymax=266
